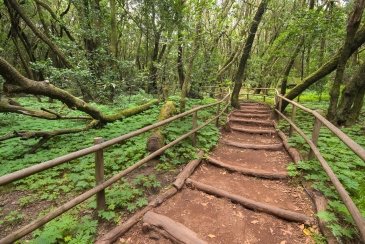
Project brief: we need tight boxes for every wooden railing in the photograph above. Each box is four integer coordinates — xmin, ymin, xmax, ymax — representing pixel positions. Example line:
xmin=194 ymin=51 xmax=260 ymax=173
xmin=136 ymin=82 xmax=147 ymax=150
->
xmin=240 ymin=87 xmax=365 ymax=240
xmin=0 ymin=89 xmax=231 ymax=244
xmin=272 ymin=90 xmax=365 ymax=242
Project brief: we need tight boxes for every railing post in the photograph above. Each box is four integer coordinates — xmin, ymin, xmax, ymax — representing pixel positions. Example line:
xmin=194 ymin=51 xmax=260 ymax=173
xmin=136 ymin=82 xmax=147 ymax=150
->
xmin=191 ymin=108 xmax=198 ymax=146
xmin=215 ymin=102 xmax=221 ymax=127
xmin=263 ymin=95 xmax=266 ymax=102
xmin=94 ymin=137 xmax=106 ymax=210
xmin=308 ymin=117 xmax=322 ymax=159
xmin=278 ymin=96 xmax=282 ymax=112
xmin=276 ymin=96 xmax=282 ymax=121
xmin=289 ymin=104 xmax=296 ymax=137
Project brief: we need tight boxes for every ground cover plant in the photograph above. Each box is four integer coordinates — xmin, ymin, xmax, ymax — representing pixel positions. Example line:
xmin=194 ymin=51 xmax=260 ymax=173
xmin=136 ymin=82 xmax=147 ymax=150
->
xmin=278 ymin=91 xmax=365 ymax=241
xmin=0 ymin=92 xmax=223 ymax=243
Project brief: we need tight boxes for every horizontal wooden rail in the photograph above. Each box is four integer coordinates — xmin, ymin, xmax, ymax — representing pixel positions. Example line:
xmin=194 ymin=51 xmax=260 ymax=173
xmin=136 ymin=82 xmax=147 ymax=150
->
xmin=276 ymin=93 xmax=365 ymax=161
xmin=275 ymin=109 xmax=365 ymax=241
xmin=0 ymin=92 xmax=230 ymax=186
xmin=0 ymin=88 xmax=230 ymax=243
xmin=0 ymin=94 xmax=230 ymax=243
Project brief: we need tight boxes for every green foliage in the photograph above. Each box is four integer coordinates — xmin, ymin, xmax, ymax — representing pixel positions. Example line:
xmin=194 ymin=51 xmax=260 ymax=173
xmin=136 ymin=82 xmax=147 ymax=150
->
xmin=0 ymin=94 xmax=223 ymax=243
xmin=31 ymin=215 xmax=97 ymax=244
xmin=1 ymin=210 xmax=23 ymax=225
xmin=280 ymin=93 xmax=365 ymax=240
xmin=286 ymin=163 xmax=299 ymax=177
xmin=133 ymin=174 xmax=161 ymax=191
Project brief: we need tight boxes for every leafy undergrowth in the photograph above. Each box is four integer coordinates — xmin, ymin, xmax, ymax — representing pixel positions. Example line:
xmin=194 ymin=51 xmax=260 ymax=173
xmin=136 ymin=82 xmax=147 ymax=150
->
xmin=0 ymin=92 xmax=225 ymax=243
xmin=278 ymin=92 xmax=365 ymax=241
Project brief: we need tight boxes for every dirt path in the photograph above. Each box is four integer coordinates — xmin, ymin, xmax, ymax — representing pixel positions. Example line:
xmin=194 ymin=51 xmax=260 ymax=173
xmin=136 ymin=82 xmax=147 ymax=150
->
xmin=109 ymin=102 xmax=316 ymax=243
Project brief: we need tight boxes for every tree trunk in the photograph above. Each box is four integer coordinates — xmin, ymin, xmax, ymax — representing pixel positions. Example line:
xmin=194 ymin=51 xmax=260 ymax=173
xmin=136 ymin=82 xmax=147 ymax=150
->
xmin=231 ymin=0 xmax=269 ymax=108
xmin=335 ymin=60 xmax=365 ymax=125
xmin=110 ymin=0 xmax=118 ymax=57
xmin=280 ymin=40 xmax=303 ymax=95
xmin=0 ymin=57 xmax=158 ymax=123
xmin=282 ymin=24 xmax=365 ymax=111
xmin=177 ymin=30 xmax=185 ymax=89
xmin=327 ymin=0 xmax=365 ymax=120
xmin=7 ymin=0 xmax=71 ymax=68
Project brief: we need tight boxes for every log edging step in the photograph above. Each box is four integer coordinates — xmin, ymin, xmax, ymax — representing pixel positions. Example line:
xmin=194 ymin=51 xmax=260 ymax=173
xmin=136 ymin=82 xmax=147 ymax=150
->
xmin=143 ymin=211 xmax=207 ymax=244
xmin=222 ymin=139 xmax=283 ymax=150
xmin=232 ymin=112 xmax=271 ymax=119
xmin=186 ymin=179 xmax=313 ymax=224
xmin=231 ymin=126 xmax=276 ymax=135
xmin=229 ymin=117 xmax=274 ymax=126
xmin=206 ymin=156 xmax=288 ymax=179
xmin=234 ymin=110 xmax=272 ymax=115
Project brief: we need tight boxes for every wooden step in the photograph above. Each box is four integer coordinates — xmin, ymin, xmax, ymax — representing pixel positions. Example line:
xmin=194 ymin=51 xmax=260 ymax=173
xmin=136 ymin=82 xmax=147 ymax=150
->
xmin=231 ymin=126 xmax=276 ymax=135
xmin=229 ymin=117 xmax=274 ymax=126
xmin=222 ymin=139 xmax=282 ymax=150
xmin=235 ymin=109 xmax=272 ymax=114
xmin=232 ymin=112 xmax=271 ymax=119
xmin=206 ymin=156 xmax=288 ymax=179
xmin=143 ymin=211 xmax=207 ymax=244
xmin=186 ymin=179 xmax=312 ymax=224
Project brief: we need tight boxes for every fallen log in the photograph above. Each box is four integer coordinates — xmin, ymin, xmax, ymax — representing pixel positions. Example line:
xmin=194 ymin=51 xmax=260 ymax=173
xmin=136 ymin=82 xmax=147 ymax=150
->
xmin=238 ymin=111 xmax=272 ymax=115
xmin=276 ymin=130 xmax=302 ymax=163
xmin=147 ymin=101 xmax=176 ymax=152
xmin=149 ymin=187 xmax=179 ymax=208
xmin=310 ymin=190 xmax=338 ymax=244
xmin=232 ymin=112 xmax=270 ymax=119
xmin=222 ymin=139 xmax=283 ymax=150
xmin=96 ymin=187 xmax=178 ymax=244
xmin=207 ymin=156 xmax=288 ymax=179
xmin=231 ymin=126 xmax=276 ymax=135
xmin=234 ymin=110 xmax=271 ymax=114
xmin=173 ymin=150 xmax=204 ymax=189
xmin=143 ymin=223 xmax=183 ymax=243
xmin=229 ymin=117 xmax=274 ymax=126
xmin=143 ymin=211 xmax=207 ymax=244
xmin=240 ymin=103 xmax=268 ymax=107
xmin=186 ymin=179 xmax=312 ymax=224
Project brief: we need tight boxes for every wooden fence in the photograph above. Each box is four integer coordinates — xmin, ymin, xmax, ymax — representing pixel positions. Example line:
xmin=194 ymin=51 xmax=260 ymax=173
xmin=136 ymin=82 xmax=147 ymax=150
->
xmin=0 ymin=90 xmax=230 ymax=244
xmin=242 ymin=87 xmax=365 ymax=241
xmin=1 ymin=87 xmax=364 ymax=243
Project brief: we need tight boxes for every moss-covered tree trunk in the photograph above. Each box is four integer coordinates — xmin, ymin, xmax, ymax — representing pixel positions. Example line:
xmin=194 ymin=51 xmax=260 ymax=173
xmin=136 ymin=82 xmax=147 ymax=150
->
xmin=147 ymin=101 xmax=176 ymax=152
xmin=0 ymin=57 xmax=158 ymax=123
xmin=282 ymin=24 xmax=365 ymax=111
xmin=280 ymin=40 xmax=303 ymax=95
xmin=327 ymin=0 xmax=365 ymax=120
xmin=231 ymin=0 xmax=269 ymax=108
xmin=335 ymin=60 xmax=365 ymax=125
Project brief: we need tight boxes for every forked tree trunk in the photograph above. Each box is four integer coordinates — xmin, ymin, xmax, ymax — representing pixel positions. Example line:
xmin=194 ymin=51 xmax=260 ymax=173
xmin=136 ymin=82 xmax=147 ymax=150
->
xmin=327 ymin=0 xmax=365 ymax=120
xmin=231 ymin=0 xmax=269 ymax=108
xmin=280 ymin=39 xmax=303 ymax=95
xmin=335 ymin=60 xmax=365 ymax=125
xmin=282 ymin=24 xmax=365 ymax=111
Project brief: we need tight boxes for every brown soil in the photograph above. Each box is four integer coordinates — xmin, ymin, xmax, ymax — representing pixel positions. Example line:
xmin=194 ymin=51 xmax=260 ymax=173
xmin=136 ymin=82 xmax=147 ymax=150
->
xmin=222 ymin=131 xmax=280 ymax=144
xmin=190 ymin=164 xmax=314 ymax=215
xmin=106 ymin=102 xmax=317 ymax=243
xmin=121 ymin=189 xmax=313 ymax=244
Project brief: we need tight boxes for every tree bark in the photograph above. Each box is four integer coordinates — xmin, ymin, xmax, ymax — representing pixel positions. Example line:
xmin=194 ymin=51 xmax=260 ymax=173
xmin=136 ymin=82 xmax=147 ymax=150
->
xmin=109 ymin=0 xmax=118 ymax=57
xmin=282 ymin=24 xmax=365 ymax=111
xmin=7 ymin=0 xmax=72 ymax=68
xmin=231 ymin=0 xmax=269 ymax=108
xmin=280 ymin=40 xmax=303 ymax=95
xmin=327 ymin=0 xmax=365 ymax=120
xmin=0 ymin=57 xmax=158 ymax=123
xmin=335 ymin=60 xmax=365 ymax=125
